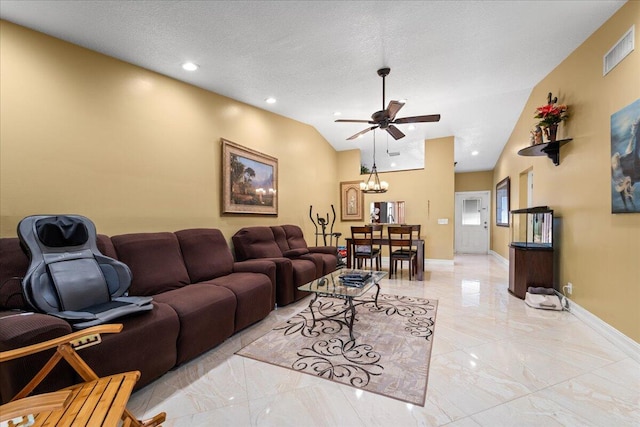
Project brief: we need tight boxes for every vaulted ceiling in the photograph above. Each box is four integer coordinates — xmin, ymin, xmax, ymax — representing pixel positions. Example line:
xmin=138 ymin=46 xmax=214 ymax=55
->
xmin=0 ymin=1 xmax=625 ymax=172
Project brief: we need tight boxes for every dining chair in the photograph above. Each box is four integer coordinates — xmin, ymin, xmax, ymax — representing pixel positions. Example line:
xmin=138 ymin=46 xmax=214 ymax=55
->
xmin=407 ymin=224 xmax=421 ymax=275
xmin=388 ymin=225 xmax=418 ymax=280
xmin=350 ymin=225 xmax=382 ymax=270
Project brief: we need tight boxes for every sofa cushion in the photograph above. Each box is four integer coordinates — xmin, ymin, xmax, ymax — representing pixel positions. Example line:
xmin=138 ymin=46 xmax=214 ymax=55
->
xmin=80 ymin=302 xmax=179 ymax=390
xmin=96 ymin=234 xmax=118 ymax=259
xmin=281 ymin=225 xmax=337 ymax=275
xmin=270 ymin=226 xmax=291 ymax=253
xmin=291 ymin=259 xmax=317 ymax=301
xmin=152 ymin=284 xmax=236 ymax=365
xmin=0 ymin=238 xmax=28 ymax=310
xmin=205 ymin=272 xmax=272 ymax=331
xmin=312 ymin=253 xmax=338 ymax=275
xmin=111 ymin=233 xmax=190 ymax=296
xmin=175 ymin=229 xmax=233 ymax=282
xmin=233 ymin=260 xmax=277 ymax=308
xmin=280 ymin=224 xmax=309 ymax=250
xmin=232 ymin=227 xmax=282 ymax=260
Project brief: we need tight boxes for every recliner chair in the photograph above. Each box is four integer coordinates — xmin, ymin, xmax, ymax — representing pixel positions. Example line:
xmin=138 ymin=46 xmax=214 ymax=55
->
xmin=18 ymin=214 xmax=153 ymax=329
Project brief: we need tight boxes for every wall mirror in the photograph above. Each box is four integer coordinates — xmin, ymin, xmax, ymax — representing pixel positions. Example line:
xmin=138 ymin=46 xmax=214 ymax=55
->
xmin=496 ymin=177 xmax=510 ymax=227
xmin=370 ymin=201 xmax=405 ymax=224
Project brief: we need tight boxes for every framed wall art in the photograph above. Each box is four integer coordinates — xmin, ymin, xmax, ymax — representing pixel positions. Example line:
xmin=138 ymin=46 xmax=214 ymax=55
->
xmin=222 ymin=139 xmax=278 ymax=215
xmin=496 ymin=177 xmax=510 ymax=226
xmin=611 ymin=98 xmax=639 ymax=213
xmin=340 ymin=181 xmax=364 ymax=221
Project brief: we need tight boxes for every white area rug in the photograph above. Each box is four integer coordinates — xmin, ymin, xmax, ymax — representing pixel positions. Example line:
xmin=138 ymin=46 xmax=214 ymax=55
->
xmin=237 ymin=293 xmax=438 ymax=405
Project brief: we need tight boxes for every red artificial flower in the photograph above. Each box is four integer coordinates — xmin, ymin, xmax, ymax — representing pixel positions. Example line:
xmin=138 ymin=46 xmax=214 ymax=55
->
xmin=534 ymin=102 xmax=568 ymax=126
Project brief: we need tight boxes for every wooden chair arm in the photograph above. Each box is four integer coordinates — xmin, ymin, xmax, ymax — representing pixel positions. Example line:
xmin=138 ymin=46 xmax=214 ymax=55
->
xmin=0 ymin=324 xmax=123 ymax=363
xmin=0 ymin=390 xmax=72 ymax=422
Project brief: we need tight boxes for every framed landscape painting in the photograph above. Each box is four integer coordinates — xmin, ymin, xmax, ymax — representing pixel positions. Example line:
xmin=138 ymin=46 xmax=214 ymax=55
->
xmin=222 ymin=139 xmax=278 ymax=215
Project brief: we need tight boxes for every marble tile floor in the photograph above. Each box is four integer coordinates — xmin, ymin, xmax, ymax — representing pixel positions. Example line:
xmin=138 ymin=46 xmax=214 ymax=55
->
xmin=129 ymin=255 xmax=640 ymax=426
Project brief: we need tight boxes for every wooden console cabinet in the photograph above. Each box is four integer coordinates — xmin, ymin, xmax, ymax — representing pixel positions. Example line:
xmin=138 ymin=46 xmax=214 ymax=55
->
xmin=508 ymin=206 xmax=555 ymax=299
xmin=508 ymin=245 xmax=554 ymax=299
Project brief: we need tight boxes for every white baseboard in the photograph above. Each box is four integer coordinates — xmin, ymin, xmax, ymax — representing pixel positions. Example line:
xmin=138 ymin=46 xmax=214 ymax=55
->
xmin=566 ymin=297 xmax=640 ymax=363
xmin=489 ymin=250 xmax=509 ymax=266
xmin=425 ymin=258 xmax=454 ymax=266
xmin=379 ymin=257 xmax=454 ymax=266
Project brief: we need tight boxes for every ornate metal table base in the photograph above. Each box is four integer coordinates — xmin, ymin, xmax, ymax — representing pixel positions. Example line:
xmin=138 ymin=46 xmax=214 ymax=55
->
xmin=307 ymin=283 xmax=380 ymax=341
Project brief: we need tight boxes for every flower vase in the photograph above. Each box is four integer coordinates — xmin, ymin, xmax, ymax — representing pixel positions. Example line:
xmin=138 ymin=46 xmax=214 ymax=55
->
xmin=545 ymin=124 xmax=558 ymax=143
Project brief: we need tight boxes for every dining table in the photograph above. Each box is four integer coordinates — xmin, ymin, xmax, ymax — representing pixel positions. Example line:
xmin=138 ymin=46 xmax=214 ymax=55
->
xmin=344 ymin=236 xmax=425 ymax=281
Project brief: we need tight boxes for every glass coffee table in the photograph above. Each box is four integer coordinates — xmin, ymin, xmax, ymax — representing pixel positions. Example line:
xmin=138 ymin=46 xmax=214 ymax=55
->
xmin=298 ymin=269 xmax=387 ymax=341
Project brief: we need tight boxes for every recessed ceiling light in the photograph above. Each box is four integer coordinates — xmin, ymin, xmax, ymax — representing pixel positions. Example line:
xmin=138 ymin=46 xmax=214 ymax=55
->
xmin=391 ymin=162 xmax=396 ymax=167
xmin=265 ymin=97 xmax=277 ymax=104
xmin=408 ymin=124 xmax=416 ymax=131
xmin=471 ymin=150 xmax=479 ymax=156
xmin=333 ymin=111 xmax=342 ymax=116
xmin=399 ymin=99 xmax=407 ymax=104
xmin=182 ymin=62 xmax=199 ymax=71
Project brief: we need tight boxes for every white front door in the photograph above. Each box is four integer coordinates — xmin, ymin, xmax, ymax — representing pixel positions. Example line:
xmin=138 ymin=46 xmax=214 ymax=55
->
xmin=455 ymin=191 xmax=490 ymax=254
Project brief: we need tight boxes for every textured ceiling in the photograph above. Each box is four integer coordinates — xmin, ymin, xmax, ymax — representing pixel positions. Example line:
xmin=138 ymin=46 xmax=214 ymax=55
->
xmin=0 ymin=1 xmax=625 ymax=172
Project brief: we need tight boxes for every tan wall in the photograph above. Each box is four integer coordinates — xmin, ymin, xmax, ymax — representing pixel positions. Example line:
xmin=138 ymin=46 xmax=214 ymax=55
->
xmin=336 ymin=137 xmax=455 ymax=260
xmin=0 ymin=20 xmax=455 ymax=263
xmin=0 ymin=21 xmax=338 ymax=241
xmin=455 ymin=171 xmax=494 ymax=192
xmin=492 ymin=1 xmax=640 ymax=341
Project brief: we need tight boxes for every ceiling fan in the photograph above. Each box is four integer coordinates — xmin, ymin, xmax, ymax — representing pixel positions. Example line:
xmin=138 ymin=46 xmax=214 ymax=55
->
xmin=336 ymin=67 xmax=441 ymax=141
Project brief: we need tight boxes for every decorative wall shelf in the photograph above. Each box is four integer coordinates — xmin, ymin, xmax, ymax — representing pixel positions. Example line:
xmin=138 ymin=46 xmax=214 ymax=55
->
xmin=517 ymin=138 xmax=572 ymax=166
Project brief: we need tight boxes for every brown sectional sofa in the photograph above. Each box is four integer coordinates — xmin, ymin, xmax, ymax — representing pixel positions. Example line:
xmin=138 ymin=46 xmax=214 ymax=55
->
xmin=232 ymin=225 xmax=338 ymax=306
xmin=0 ymin=228 xmax=275 ymax=404
xmin=278 ymin=224 xmax=338 ymax=275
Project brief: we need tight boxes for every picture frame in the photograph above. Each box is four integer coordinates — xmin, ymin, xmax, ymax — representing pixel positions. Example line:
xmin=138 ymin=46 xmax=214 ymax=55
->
xmin=496 ymin=177 xmax=510 ymax=227
xmin=340 ymin=181 xmax=364 ymax=221
xmin=222 ymin=139 xmax=278 ymax=215
xmin=610 ymin=98 xmax=640 ymax=213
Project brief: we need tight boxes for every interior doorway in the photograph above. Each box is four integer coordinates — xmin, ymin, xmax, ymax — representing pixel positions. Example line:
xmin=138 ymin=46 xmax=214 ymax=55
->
xmin=519 ymin=168 xmax=534 ymax=209
xmin=454 ymin=191 xmax=490 ymax=254
xmin=519 ymin=168 xmax=534 ymax=240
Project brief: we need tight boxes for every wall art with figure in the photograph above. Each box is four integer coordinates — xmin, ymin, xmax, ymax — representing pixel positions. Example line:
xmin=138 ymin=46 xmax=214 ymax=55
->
xmin=611 ymin=99 xmax=640 ymax=213
xmin=340 ymin=181 xmax=364 ymax=221
xmin=222 ymin=139 xmax=278 ymax=215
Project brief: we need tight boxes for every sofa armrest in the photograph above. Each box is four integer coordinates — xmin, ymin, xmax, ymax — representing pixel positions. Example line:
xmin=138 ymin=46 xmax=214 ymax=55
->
xmin=0 ymin=311 xmax=75 ymax=404
xmin=234 ymin=257 xmax=292 ymax=307
xmin=233 ymin=259 xmax=275 ymax=276
xmin=0 ymin=311 xmax=73 ymax=349
xmin=309 ymin=246 xmax=338 ymax=255
xmin=282 ymin=248 xmax=310 ymax=258
xmin=234 ymin=260 xmax=277 ymax=308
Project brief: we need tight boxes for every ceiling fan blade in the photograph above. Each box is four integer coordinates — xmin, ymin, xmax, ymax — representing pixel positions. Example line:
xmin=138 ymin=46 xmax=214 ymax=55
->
xmin=386 ymin=100 xmax=405 ymax=120
xmin=393 ymin=114 xmax=441 ymax=124
xmin=386 ymin=125 xmax=405 ymax=140
xmin=347 ymin=126 xmax=378 ymax=140
xmin=335 ymin=119 xmax=374 ymax=123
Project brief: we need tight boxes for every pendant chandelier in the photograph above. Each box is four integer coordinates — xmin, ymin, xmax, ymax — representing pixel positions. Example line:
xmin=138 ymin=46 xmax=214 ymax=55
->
xmin=360 ymin=130 xmax=389 ymax=193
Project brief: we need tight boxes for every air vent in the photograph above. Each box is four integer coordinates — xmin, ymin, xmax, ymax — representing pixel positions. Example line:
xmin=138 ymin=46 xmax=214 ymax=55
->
xmin=603 ymin=25 xmax=634 ymax=76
